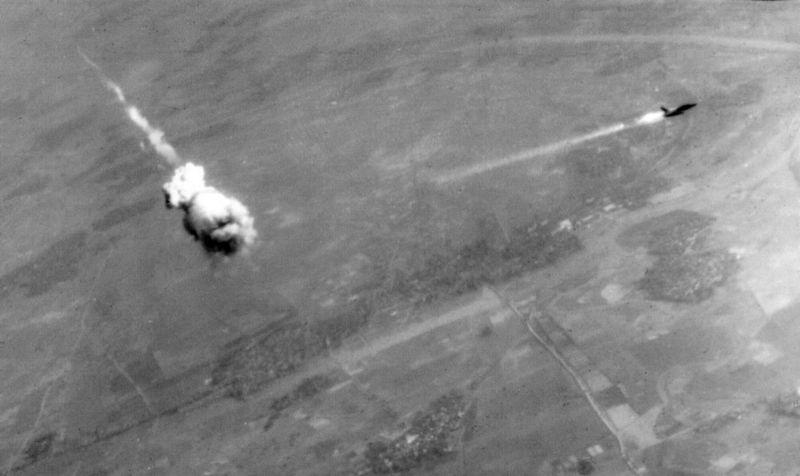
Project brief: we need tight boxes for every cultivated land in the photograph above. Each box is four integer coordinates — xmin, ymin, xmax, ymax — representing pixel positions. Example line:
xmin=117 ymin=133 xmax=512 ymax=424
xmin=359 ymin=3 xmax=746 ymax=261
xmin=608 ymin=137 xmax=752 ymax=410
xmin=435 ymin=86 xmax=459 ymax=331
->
xmin=3 ymin=1 xmax=800 ymax=474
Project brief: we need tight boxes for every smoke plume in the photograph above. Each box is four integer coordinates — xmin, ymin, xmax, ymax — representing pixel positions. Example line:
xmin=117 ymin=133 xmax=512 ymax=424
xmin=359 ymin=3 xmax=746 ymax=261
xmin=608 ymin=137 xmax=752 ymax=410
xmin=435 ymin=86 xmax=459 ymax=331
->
xmin=163 ymin=163 xmax=257 ymax=255
xmin=79 ymin=49 xmax=257 ymax=254
xmin=433 ymin=109 xmax=669 ymax=183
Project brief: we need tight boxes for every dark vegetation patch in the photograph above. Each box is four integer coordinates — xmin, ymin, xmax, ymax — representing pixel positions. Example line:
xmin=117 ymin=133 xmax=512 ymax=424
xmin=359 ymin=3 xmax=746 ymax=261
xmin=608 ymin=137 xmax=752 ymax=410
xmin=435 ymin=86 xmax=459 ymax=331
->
xmin=767 ymin=391 xmax=800 ymax=418
xmin=639 ymin=251 xmax=737 ymax=303
xmin=620 ymin=210 xmax=737 ymax=303
xmin=92 ymin=197 xmax=159 ymax=231
xmin=211 ymin=300 xmax=369 ymax=400
xmin=263 ymin=374 xmax=336 ymax=431
xmin=373 ymin=221 xmax=581 ymax=307
xmin=560 ymin=145 xmax=669 ymax=212
xmin=5 ymin=175 xmax=51 ymax=200
xmin=593 ymin=385 xmax=628 ymax=408
xmin=0 ymin=230 xmax=89 ymax=297
xmin=22 ymin=432 xmax=56 ymax=465
xmin=363 ymin=391 xmax=467 ymax=474
xmin=210 ymin=209 xmax=579 ymax=412
xmin=477 ymin=325 xmax=493 ymax=338
xmin=620 ymin=210 xmax=714 ymax=255
xmin=576 ymin=459 xmax=595 ymax=475
xmin=653 ymin=409 xmax=685 ymax=439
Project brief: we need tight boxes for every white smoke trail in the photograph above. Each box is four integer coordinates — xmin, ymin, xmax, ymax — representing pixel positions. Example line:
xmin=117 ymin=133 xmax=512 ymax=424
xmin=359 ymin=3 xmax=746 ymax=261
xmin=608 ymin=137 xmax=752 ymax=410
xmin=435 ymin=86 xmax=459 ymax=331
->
xmin=78 ymin=48 xmax=180 ymax=166
xmin=79 ymin=49 xmax=257 ymax=254
xmin=125 ymin=106 xmax=180 ymax=165
xmin=433 ymin=122 xmax=626 ymax=184
xmin=635 ymin=111 xmax=665 ymax=126
xmin=432 ymin=110 xmax=667 ymax=184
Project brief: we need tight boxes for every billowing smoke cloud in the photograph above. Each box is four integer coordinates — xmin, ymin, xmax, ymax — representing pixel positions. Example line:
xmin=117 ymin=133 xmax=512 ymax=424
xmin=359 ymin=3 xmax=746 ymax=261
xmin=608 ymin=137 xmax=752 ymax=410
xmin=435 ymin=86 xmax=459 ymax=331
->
xmin=163 ymin=163 xmax=257 ymax=254
xmin=79 ymin=49 xmax=257 ymax=254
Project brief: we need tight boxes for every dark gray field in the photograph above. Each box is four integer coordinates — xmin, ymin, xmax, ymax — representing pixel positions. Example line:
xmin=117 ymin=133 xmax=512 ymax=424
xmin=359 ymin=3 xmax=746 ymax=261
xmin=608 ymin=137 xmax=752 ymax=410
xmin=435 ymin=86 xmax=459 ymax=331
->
xmin=4 ymin=1 xmax=800 ymax=474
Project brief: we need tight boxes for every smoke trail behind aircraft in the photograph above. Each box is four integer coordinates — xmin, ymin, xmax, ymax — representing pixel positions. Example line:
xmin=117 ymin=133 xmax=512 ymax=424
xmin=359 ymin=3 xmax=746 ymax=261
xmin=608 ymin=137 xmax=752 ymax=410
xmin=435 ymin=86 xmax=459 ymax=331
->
xmin=433 ymin=122 xmax=626 ymax=184
xmin=433 ymin=109 xmax=670 ymax=184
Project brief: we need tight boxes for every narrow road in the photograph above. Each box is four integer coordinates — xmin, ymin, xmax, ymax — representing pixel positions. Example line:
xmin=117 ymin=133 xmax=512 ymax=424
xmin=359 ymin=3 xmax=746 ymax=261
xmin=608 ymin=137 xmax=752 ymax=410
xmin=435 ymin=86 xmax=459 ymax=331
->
xmin=489 ymin=286 xmax=647 ymax=475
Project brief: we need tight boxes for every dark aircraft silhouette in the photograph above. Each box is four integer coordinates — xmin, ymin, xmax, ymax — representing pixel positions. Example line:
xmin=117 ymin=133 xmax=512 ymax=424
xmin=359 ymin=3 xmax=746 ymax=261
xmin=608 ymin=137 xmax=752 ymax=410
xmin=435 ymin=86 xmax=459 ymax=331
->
xmin=660 ymin=103 xmax=697 ymax=117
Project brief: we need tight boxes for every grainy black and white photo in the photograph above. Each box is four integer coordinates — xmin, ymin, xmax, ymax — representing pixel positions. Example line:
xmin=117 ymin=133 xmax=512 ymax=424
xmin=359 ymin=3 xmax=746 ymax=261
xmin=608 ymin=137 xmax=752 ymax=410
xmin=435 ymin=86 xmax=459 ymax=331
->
xmin=2 ymin=1 xmax=800 ymax=474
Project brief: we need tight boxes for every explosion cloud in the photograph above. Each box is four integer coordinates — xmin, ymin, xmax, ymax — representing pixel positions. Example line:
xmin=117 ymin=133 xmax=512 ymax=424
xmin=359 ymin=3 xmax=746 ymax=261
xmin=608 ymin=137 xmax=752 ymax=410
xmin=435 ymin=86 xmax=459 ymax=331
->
xmin=163 ymin=163 xmax=257 ymax=255
xmin=79 ymin=49 xmax=257 ymax=254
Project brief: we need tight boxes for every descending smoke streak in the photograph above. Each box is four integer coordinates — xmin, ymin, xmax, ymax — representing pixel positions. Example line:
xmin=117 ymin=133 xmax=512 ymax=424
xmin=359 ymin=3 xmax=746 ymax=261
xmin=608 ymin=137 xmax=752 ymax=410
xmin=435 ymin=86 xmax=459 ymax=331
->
xmin=77 ymin=48 xmax=103 ymax=76
xmin=78 ymin=48 xmax=180 ymax=166
xmin=78 ymin=49 xmax=128 ymax=104
xmin=124 ymin=106 xmax=180 ymax=165
xmin=433 ymin=110 xmax=667 ymax=184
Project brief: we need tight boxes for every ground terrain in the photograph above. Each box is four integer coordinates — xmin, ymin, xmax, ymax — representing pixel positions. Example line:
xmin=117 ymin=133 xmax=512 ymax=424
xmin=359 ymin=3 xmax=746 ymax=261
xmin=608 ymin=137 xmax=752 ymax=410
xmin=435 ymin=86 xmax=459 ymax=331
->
xmin=3 ymin=0 xmax=800 ymax=474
